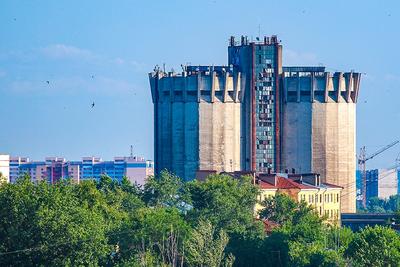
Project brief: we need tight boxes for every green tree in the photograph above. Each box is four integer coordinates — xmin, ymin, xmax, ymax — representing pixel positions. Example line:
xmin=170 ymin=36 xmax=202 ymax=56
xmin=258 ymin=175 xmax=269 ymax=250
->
xmin=185 ymin=174 xmax=265 ymax=266
xmin=387 ymin=194 xmax=400 ymax=212
xmin=366 ymin=197 xmax=387 ymax=213
xmin=186 ymin=220 xmax=234 ymax=267
xmin=260 ymin=194 xmax=345 ymax=266
xmin=0 ymin=177 xmax=112 ymax=266
xmin=345 ymin=225 xmax=400 ymax=266
xmin=143 ymin=170 xmax=184 ymax=208
xmin=364 ymin=194 xmax=400 ymax=213
xmin=288 ymin=241 xmax=346 ymax=267
xmin=117 ymin=207 xmax=190 ymax=266
xmin=185 ymin=174 xmax=262 ymax=233
xmin=326 ymin=227 xmax=354 ymax=255
xmin=259 ymin=193 xmax=299 ymax=224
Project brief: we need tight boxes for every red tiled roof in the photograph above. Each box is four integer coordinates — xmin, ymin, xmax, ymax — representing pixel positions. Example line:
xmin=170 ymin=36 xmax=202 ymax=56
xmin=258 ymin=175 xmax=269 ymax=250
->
xmin=261 ymin=219 xmax=280 ymax=233
xmin=276 ymin=177 xmax=316 ymax=189
xmin=257 ymin=176 xmax=317 ymax=190
xmin=258 ymin=180 xmax=277 ymax=189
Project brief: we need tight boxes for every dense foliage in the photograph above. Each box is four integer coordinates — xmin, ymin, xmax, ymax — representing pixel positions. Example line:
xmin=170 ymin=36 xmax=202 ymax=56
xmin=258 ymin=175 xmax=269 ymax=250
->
xmin=0 ymin=171 xmax=399 ymax=266
xmin=362 ymin=195 xmax=400 ymax=213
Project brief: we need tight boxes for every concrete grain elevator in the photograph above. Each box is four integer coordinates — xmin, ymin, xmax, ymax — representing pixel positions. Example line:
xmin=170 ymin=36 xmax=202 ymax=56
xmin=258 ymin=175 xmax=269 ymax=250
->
xmin=149 ymin=36 xmax=361 ymax=212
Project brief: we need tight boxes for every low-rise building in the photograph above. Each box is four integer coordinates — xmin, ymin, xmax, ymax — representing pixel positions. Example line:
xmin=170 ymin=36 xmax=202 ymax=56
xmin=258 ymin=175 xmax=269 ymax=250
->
xmin=255 ymin=173 xmax=343 ymax=224
xmin=204 ymin=171 xmax=343 ymax=224
xmin=80 ymin=156 xmax=154 ymax=185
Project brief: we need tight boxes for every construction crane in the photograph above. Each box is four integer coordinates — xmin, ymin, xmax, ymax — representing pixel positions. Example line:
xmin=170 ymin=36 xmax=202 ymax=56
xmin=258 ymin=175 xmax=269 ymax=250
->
xmin=358 ymin=140 xmax=399 ymax=208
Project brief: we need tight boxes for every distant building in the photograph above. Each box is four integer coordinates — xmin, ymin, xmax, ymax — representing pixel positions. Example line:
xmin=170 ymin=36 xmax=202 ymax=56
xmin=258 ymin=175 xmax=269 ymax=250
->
xmin=6 ymin=155 xmax=154 ymax=185
xmin=79 ymin=156 xmax=154 ymax=185
xmin=9 ymin=157 xmax=30 ymax=183
xmin=149 ymin=35 xmax=361 ymax=213
xmin=254 ymin=173 xmax=343 ymax=224
xmin=0 ymin=154 xmax=10 ymax=183
xmin=366 ymin=169 xmax=398 ymax=200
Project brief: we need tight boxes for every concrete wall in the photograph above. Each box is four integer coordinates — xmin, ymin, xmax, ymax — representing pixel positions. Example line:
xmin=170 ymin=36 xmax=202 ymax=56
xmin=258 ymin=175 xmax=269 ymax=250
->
xmin=282 ymin=71 xmax=361 ymax=213
xmin=377 ymin=169 xmax=398 ymax=199
xmin=367 ymin=169 xmax=398 ymax=200
xmin=198 ymin=101 xmax=241 ymax=173
xmin=126 ymin=167 xmax=147 ymax=185
xmin=312 ymin=102 xmax=356 ymax=213
xmin=281 ymin=103 xmax=312 ymax=173
xmin=150 ymin=69 xmax=243 ymax=181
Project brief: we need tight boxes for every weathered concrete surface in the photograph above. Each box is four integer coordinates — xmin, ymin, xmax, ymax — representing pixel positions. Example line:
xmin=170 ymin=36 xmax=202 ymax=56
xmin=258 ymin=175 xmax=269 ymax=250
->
xmin=312 ymin=102 xmax=356 ymax=213
xmin=199 ymin=102 xmax=241 ymax=173
xmin=149 ymin=69 xmax=243 ymax=181
xmin=282 ymin=71 xmax=360 ymax=213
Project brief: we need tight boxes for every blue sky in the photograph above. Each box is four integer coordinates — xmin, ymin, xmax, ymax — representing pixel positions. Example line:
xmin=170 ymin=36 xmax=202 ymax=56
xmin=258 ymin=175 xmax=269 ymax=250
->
xmin=0 ymin=0 xmax=399 ymax=169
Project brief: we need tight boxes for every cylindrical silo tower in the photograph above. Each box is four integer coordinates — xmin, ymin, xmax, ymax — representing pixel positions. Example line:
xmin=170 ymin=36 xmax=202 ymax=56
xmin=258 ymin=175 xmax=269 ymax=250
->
xmin=281 ymin=67 xmax=361 ymax=213
xmin=149 ymin=66 xmax=244 ymax=181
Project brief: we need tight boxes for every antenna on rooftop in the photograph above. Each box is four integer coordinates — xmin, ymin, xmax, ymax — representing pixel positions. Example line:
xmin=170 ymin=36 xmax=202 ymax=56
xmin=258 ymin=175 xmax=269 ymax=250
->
xmin=130 ymin=145 xmax=133 ymax=158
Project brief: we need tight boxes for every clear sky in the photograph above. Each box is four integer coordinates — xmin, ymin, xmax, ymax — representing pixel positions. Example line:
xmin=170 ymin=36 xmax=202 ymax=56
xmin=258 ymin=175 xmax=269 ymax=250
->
xmin=0 ymin=0 xmax=399 ymax=169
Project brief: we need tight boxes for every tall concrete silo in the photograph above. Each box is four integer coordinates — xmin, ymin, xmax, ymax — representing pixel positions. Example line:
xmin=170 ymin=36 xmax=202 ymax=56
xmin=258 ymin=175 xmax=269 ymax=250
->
xmin=281 ymin=67 xmax=361 ymax=213
xmin=149 ymin=67 xmax=244 ymax=180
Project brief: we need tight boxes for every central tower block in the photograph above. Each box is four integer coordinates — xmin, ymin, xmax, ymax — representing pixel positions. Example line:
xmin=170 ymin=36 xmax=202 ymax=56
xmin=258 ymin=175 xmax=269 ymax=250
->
xmin=228 ymin=36 xmax=282 ymax=173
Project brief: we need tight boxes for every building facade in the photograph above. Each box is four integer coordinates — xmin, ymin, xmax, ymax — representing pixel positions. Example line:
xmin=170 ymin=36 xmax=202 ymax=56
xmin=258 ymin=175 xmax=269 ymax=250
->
xmin=5 ymin=156 xmax=154 ymax=185
xmin=149 ymin=35 xmax=361 ymax=212
xmin=0 ymin=154 xmax=10 ymax=183
xmin=281 ymin=67 xmax=360 ymax=213
xmin=366 ymin=169 xmax=398 ymax=200
xmin=149 ymin=66 xmax=244 ymax=180
xmin=255 ymin=173 xmax=343 ymax=224
xmin=228 ymin=36 xmax=282 ymax=172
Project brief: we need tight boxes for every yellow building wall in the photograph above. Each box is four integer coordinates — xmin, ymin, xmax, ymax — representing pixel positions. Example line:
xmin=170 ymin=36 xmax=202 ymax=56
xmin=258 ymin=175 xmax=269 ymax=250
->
xmin=298 ymin=188 xmax=342 ymax=224
xmin=256 ymin=187 xmax=342 ymax=224
xmin=254 ymin=189 xmax=277 ymax=215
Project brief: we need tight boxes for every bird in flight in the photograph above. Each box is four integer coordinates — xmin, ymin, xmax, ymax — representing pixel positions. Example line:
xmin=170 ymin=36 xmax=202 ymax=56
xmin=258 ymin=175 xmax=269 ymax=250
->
xmin=46 ymin=81 xmax=50 ymax=84
xmin=91 ymin=75 xmax=95 ymax=79
xmin=91 ymin=102 xmax=95 ymax=108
